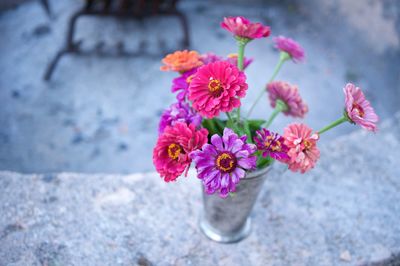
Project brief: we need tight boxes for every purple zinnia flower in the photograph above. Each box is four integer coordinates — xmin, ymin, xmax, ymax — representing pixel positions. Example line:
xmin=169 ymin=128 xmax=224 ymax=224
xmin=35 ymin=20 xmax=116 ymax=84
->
xmin=254 ymin=128 xmax=289 ymax=161
xmin=171 ymin=68 xmax=198 ymax=102
xmin=273 ymin=35 xmax=305 ymax=63
xmin=190 ymin=128 xmax=257 ymax=198
xmin=158 ymin=102 xmax=202 ymax=134
xmin=200 ymin=53 xmax=223 ymax=65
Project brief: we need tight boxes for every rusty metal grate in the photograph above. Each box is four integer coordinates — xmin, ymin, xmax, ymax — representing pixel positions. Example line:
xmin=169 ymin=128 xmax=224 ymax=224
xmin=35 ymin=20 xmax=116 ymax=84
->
xmin=44 ymin=0 xmax=190 ymax=80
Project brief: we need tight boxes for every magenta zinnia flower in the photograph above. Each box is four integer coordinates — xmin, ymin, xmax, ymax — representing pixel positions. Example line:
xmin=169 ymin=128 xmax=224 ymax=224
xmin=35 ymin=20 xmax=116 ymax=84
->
xmin=153 ymin=122 xmax=208 ymax=182
xmin=188 ymin=61 xmax=248 ymax=118
xmin=226 ymin=53 xmax=253 ymax=69
xmin=158 ymin=102 xmax=202 ymax=134
xmin=267 ymin=81 xmax=308 ymax=118
xmin=283 ymin=123 xmax=320 ymax=173
xmin=221 ymin=16 xmax=271 ymax=39
xmin=273 ymin=36 xmax=305 ymax=63
xmin=191 ymin=128 xmax=257 ymax=198
xmin=344 ymin=83 xmax=379 ymax=132
xmin=254 ymin=128 xmax=289 ymax=161
xmin=171 ymin=68 xmax=198 ymax=102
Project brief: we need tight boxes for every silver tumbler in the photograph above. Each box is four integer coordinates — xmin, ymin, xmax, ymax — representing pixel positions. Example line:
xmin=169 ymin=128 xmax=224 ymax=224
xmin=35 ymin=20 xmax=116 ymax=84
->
xmin=199 ymin=166 xmax=271 ymax=243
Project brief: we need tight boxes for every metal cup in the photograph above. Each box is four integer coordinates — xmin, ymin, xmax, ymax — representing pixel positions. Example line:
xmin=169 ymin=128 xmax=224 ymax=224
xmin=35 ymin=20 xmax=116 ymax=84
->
xmin=199 ymin=166 xmax=271 ymax=243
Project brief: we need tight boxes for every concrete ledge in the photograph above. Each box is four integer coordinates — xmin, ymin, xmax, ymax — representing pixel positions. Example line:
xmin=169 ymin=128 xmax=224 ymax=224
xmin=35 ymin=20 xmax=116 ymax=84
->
xmin=1 ymin=115 xmax=399 ymax=265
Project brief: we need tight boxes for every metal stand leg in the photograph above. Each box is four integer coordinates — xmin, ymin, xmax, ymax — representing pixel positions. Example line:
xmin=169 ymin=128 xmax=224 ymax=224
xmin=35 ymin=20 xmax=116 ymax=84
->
xmin=175 ymin=11 xmax=190 ymax=49
xmin=43 ymin=11 xmax=84 ymax=81
xmin=40 ymin=0 xmax=51 ymax=17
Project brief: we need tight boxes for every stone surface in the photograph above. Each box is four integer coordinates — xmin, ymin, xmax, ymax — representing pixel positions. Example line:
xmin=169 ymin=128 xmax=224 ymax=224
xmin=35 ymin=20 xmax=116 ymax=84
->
xmin=1 ymin=114 xmax=399 ymax=265
xmin=0 ymin=0 xmax=399 ymax=173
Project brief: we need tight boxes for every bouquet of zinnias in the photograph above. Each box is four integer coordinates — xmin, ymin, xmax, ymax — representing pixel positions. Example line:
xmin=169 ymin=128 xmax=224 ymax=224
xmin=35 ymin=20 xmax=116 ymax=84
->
xmin=153 ymin=16 xmax=379 ymax=198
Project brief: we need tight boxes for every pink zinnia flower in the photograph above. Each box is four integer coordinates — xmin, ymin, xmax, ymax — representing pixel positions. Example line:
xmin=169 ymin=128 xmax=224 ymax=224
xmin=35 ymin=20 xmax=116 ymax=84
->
xmin=153 ymin=122 xmax=208 ymax=182
xmin=283 ymin=123 xmax=320 ymax=173
xmin=188 ymin=61 xmax=248 ymax=118
xmin=267 ymin=81 xmax=308 ymax=118
xmin=344 ymin=83 xmax=379 ymax=132
xmin=221 ymin=16 xmax=271 ymax=39
xmin=254 ymin=128 xmax=289 ymax=161
xmin=171 ymin=68 xmax=198 ymax=102
xmin=273 ymin=36 xmax=305 ymax=63
xmin=191 ymin=128 xmax=257 ymax=198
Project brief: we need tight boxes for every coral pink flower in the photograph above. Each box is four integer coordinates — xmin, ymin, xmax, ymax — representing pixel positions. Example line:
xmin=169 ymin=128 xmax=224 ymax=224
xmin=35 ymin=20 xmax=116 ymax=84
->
xmin=160 ymin=50 xmax=203 ymax=73
xmin=344 ymin=83 xmax=379 ymax=132
xmin=267 ymin=81 xmax=308 ymax=118
xmin=273 ymin=36 xmax=305 ymax=63
xmin=283 ymin=123 xmax=320 ymax=173
xmin=221 ymin=16 xmax=271 ymax=39
xmin=153 ymin=122 xmax=208 ymax=182
xmin=188 ymin=61 xmax=248 ymax=118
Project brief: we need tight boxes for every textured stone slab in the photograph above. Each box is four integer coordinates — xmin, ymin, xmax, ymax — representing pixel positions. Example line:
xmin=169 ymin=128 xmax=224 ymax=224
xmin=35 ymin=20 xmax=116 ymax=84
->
xmin=1 ymin=115 xmax=400 ymax=265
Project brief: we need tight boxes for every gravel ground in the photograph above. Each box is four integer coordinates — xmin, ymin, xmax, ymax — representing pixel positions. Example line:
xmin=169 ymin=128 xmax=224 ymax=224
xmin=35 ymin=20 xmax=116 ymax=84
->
xmin=0 ymin=0 xmax=399 ymax=173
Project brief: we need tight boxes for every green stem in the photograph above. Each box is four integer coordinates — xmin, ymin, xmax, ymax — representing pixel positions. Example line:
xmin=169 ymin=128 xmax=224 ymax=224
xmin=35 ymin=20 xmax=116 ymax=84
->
xmin=263 ymin=99 xmax=288 ymax=128
xmin=237 ymin=41 xmax=246 ymax=71
xmin=226 ymin=112 xmax=233 ymax=125
xmin=318 ymin=116 xmax=348 ymax=135
xmin=236 ymin=39 xmax=247 ymax=124
xmin=246 ymin=52 xmax=290 ymax=118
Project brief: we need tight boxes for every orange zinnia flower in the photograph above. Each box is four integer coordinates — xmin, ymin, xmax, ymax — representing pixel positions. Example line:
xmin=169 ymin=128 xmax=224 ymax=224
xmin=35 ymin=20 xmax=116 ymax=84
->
xmin=160 ymin=50 xmax=203 ymax=73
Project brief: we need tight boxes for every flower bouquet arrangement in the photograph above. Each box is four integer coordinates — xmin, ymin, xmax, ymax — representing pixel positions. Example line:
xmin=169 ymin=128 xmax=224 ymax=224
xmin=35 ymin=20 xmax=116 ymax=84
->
xmin=152 ymin=16 xmax=379 ymax=242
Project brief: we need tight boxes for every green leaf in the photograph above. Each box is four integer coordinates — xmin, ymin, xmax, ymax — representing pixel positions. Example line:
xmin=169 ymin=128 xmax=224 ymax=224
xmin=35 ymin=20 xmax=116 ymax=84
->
xmin=256 ymin=153 xmax=274 ymax=169
xmin=243 ymin=120 xmax=253 ymax=143
xmin=202 ymin=118 xmax=228 ymax=139
xmin=202 ymin=119 xmax=218 ymax=137
xmin=247 ymin=119 xmax=266 ymax=131
xmin=214 ymin=118 xmax=226 ymax=132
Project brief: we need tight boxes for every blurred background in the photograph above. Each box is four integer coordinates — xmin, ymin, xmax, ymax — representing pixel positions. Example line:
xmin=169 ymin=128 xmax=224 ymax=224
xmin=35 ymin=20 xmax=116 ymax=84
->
xmin=0 ymin=0 xmax=399 ymax=174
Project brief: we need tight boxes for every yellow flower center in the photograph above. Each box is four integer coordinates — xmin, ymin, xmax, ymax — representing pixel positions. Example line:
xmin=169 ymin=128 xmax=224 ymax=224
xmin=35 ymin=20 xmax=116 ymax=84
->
xmin=186 ymin=74 xmax=195 ymax=84
xmin=264 ymin=135 xmax=282 ymax=152
xmin=303 ymin=140 xmax=313 ymax=150
xmin=208 ymin=78 xmax=223 ymax=97
xmin=271 ymin=140 xmax=282 ymax=152
xmin=352 ymin=103 xmax=365 ymax=117
xmin=227 ymin=53 xmax=238 ymax=58
xmin=216 ymin=152 xmax=237 ymax=173
xmin=167 ymin=143 xmax=182 ymax=160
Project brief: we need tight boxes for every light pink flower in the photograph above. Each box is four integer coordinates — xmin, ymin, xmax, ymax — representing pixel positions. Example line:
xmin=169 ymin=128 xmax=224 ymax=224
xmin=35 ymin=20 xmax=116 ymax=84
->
xmin=221 ymin=16 xmax=271 ymax=39
xmin=273 ymin=36 xmax=305 ymax=62
xmin=283 ymin=123 xmax=320 ymax=173
xmin=153 ymin=122 xmax=208 ymax=182
xmin=188 ymin=61 xmax=248 ymax=118
xmin=267 ymin=81 xmax=308 ymax=118
xmin=344 ymin=83 xmax=379 ymax=132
